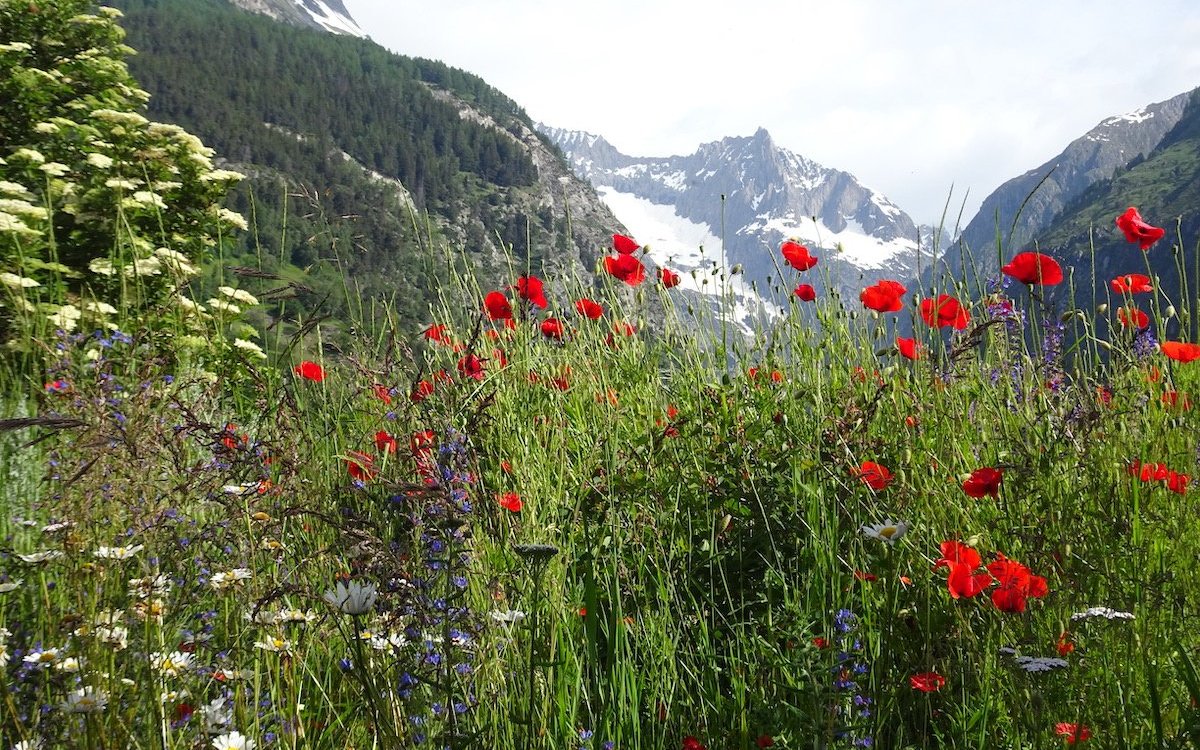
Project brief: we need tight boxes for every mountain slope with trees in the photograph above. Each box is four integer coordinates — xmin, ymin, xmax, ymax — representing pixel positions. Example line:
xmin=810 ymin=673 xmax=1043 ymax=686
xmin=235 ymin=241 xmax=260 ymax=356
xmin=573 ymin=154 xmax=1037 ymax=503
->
xmin=111 ymin=0 xmax=623 ymax=334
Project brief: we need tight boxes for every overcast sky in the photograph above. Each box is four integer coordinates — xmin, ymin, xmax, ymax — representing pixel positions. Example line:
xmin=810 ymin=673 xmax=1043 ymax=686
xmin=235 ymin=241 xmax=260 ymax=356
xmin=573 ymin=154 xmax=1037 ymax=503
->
xmin=346 ymin=1 xmax=1200 ymax=225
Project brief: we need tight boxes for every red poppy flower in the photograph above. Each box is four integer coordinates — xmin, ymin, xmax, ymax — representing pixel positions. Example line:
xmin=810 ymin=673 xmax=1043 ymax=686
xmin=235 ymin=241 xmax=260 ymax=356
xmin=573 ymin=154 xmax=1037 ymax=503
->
xmin=372 ymin=384 xmax=392 ymax=405
xmin=457 ymin=353 xmax=485 ymax=380
xmin=682 ymin=737 xmax=707 ymax=750
xmin=345 ymin=450 xmax=376 ymax=481
xmin=484 ymin=291 xmax=513 ymax=320
xmin=1117 ymin=306 xmax=1149 ymax=329
xmin=606 ymin=320 xmax=637 ymax=348
xmin=575 ymin=298 xmax=604 ymax=319
xmin=1056 ymin=632 xmax=1075 ymax=656
xmin=860 ymin=279 xmax=907 ymax=313
xmin=756 ymin=736 xmax=775 ymax=748
xmin=812 ymin=637 xmax=829 ymax=649
xmin=1115 ymin=207 xmax=1165 ymax=250
xmin=423 ymin=324 xmax=451 ymax=344
xmin=612 ymin=233 xmax=640 ymax=254
xmin=411 ymin=380 xmax=434 ymax=402
xmin=1167 ymin=470 xmax=1190 ymax=494
xmin=540 ymin=318 xmax=565 ymax=339
xmin=962 ymin=467 xmax=1003 ymax=498
xmin=604 ymin=253 xmax=647 ymax=285
xmin=1002 ymin=252 xmax=1063 ymax=285
xmin=497 ymin=492 xmax=522 ymax=513
xmin=946 ymin=562 xmax=994 ymax=599
xmin=515 ymin=275 xmax=548 ymax=308
xmin=1110 ymin=273 xmax=1153 ymax=294
xmin=794 ymin=283 xmax=816 ymax=301
xmin=919 ymin=295 xmax=970 ymax=329
xmin=896 ymin=336 xmax=921 ymax=360
xmin=293 ymin=360 xmax=326 ymax=382
xmin=935 ymin=540 xmax=992 ymax=599
xmin=1161 ymin=341 xmax=1200 ymax=362
xmin=410 ymin=431 xmax=436 ymax=464
xmin=781 ymin=240 xmax=818 ymax=271
xmin=853 ymin=461 xmax=893 ymax=491
xmin=909 ymin=672 xmax=946 ymax=692
xmin=1055 ymin=722 xmax=1092 ymax=743
xmin=374 ymin=430 xmax=398 ymax=454
xmin=1163 ymin=390 xmax=1192 ymax=409
xmin=659 ymin=267 xmax=682 ymax=288
xmin=987 ymin=555 xmax=1048 ymax=613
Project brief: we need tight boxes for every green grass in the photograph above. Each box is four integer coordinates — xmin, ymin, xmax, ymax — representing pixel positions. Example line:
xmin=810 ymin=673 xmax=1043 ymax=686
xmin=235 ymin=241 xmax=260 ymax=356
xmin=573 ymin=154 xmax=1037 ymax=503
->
xmin=2 ymin=238 xmax=1199 ymax=749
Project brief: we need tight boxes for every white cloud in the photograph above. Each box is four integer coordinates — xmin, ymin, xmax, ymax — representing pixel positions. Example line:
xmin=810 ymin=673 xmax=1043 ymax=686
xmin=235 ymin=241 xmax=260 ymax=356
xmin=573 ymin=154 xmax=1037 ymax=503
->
xmin=347 ymin=0 xmax=1200 ymax=223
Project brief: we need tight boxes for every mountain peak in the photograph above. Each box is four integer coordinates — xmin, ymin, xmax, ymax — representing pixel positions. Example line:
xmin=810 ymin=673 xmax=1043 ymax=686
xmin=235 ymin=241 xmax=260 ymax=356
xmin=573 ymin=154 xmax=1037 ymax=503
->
xmin=226 ymin=0 xmax=366 ymax=37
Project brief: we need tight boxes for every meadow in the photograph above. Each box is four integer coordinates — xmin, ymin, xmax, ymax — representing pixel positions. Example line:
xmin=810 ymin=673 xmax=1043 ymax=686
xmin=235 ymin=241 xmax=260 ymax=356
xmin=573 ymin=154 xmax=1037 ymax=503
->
xmin=2 ymin=4 xmax=1200 ymax=749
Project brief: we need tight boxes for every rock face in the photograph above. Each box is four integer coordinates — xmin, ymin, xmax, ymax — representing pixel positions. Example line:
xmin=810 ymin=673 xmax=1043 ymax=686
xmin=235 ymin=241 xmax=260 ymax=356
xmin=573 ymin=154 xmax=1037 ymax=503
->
xmin=541 ymin=125 xmax=926 ymax=305
xmin=934 ymin=88 xmax=1195 ymax=285
xmin=226 ymin=0 xmax=365 ymax=36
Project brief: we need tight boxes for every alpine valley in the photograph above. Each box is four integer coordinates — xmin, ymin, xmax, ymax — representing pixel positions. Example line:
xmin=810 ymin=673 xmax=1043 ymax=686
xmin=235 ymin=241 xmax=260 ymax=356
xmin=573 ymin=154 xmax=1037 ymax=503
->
xmin=112 ymin=0 xmax=1200 ymax=338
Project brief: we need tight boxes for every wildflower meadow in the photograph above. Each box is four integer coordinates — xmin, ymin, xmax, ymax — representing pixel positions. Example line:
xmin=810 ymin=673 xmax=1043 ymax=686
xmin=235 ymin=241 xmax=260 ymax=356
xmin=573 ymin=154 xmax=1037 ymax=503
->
xmin=2 ymin=3 xmax=1200 ymax=749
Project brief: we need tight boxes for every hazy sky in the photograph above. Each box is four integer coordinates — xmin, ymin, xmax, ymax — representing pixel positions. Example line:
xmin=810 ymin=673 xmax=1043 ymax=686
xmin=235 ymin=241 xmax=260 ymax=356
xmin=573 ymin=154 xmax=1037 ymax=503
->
xmin=346 ymin=1 xmax=1200 ymax=224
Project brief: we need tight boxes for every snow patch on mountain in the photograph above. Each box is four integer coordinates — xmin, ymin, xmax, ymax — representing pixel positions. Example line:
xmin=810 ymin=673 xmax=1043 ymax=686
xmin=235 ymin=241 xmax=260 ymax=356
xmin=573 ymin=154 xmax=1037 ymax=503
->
xmin=299 ymin=0 xmax=366 ymax=37
xmin=596 ymin=187 xmax=779 ymax=332
xmin=743 ymin=214 xmax=917 ymax=270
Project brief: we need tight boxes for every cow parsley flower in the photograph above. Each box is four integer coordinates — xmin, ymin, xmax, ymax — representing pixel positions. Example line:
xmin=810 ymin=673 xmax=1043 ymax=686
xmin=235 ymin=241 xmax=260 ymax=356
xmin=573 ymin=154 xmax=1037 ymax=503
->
xmin=1070 ymin=607 xmax=1135 ymax=621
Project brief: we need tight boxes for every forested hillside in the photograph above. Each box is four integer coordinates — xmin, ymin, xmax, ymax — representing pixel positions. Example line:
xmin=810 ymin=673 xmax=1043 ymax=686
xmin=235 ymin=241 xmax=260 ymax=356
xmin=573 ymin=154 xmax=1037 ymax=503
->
xmin=112 ymin=0 xmax=619 ymax=335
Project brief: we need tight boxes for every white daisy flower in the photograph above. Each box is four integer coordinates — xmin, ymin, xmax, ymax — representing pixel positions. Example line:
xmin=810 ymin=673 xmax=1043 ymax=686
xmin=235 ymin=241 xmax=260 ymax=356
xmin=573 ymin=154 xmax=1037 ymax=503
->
xmin=151 ymin=650 xmax=194 ymax=677
xmin=39 ymin=162 xmax=69 ymax=177
xmin=0 ymin=579 xmax=22 ymax=593
xmin=128 ymin=575 xmax=172 ymax=598
xmin=55 ymin=656 xmax=85 ymax=673
xmin=211 ymin=730 xmax=255 ymax=750
xmin=201 ymin=697 xmax=233 ymax=734
xmin=860 ymin=520 xmax=909 ymax=544
xmin=95 ymin=544 xmax=143 ymax=560
xmin=61 ymin=687 xmax=107 ymax=713
xmin=274 ymin=608 xmax=315 ymax=625
xmin=323 ymin=580 xmax=378 ymax=615
xmin=41 ymin=521 xmax=72 ymax=534
xmin=209 ymin=569 xmax=252 ymax=591
xmin=23 ymin=647 xmax=60 ymax=667
xmin=253 ymin=636 xmax=293 ymax=654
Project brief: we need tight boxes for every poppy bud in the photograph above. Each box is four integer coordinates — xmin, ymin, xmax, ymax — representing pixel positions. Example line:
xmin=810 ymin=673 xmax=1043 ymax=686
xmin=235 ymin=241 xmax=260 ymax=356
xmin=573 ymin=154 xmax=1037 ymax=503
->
xmin=1096 ymin=303 xmax=1108 ymax=315
xmin=1096 ymin=340 xmax=1112 ymax=351
xmin=966 ymin=534 xmax=982 ymax=547
xmin=730 ymin=264 xmax=744 ymax=275
xmin=1166 ymin=305 xmax=1177 ymax=318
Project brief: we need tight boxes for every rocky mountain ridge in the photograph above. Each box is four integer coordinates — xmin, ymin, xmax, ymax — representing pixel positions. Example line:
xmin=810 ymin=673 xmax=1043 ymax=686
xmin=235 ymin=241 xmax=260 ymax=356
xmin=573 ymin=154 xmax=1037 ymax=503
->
xmin=541 ymin=125 xmax=931 ymax=306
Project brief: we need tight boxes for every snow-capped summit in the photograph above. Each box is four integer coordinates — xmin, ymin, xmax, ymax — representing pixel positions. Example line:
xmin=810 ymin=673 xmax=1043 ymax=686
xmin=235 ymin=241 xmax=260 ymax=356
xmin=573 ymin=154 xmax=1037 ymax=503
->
xmin=540 ymin=124 xmax=927 ymax=302
xmin=227 ymin=0 xmax=366 ymax=38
